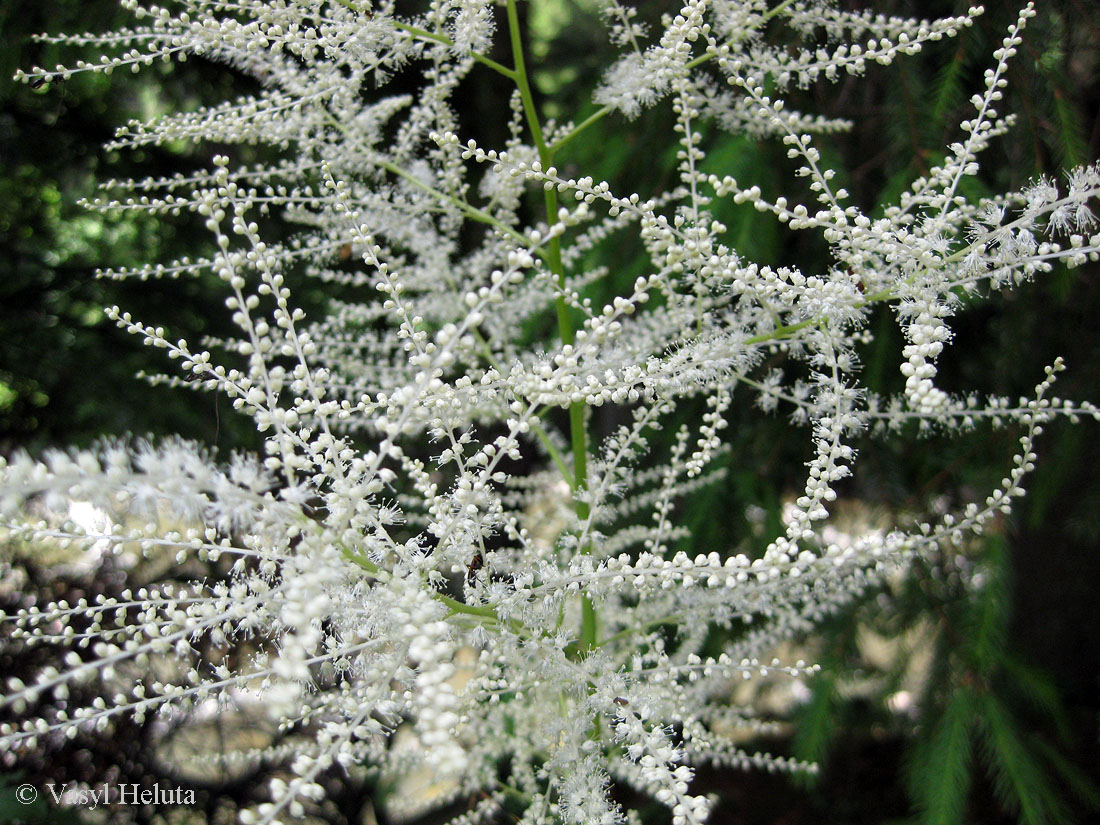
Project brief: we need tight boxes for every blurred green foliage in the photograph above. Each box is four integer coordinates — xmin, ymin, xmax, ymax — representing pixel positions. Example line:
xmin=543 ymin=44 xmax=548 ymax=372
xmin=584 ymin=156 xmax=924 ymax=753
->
xmin=0 ymin=0 xmax=274 ymax=451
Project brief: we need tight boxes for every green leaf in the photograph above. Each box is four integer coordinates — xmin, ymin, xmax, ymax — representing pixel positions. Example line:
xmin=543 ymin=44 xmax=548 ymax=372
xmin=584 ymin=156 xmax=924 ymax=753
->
xmin=792 ymin=673 xmax=837 ymax=783
xmin=998 ymin=655 xmax=1068 ymax=737
xmin=930 ymin=46 xmax=968 ymax=133
xmin=1050 ymin=88 xmax=1087 ymax=170
xmin=977 ymin=691 xmax=1072 ymax=825
xmin=1029 ymin=736 xmax=1100 ymax=812
xmin=964 ymin=535 xmax=1010 ymax=672
xmin=908 ymin=687 xmax=974 ymax=825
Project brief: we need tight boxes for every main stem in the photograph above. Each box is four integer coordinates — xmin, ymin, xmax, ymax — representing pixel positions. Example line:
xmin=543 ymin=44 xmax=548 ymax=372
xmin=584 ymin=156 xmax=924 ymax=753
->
xmin=506 ymin=0 xmax=596 ymax=653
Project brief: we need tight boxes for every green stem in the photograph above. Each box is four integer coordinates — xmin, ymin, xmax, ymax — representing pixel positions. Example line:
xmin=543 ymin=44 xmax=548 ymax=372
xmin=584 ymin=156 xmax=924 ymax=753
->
xmin=597 ymin=614 xmax=684 ymax=649
xmin=321 ymin=110 xmax=543 ymax=258
xmin=341 ymin=544 xmax=519 ymax=631
xmin=435 ymin=591 xmax=499 ymax=619
xmin=684 ymin=0 xmax=798 ymax=70
xmin=331 ymin=0 xmax=516 ymax=78
xmin=572 ymin=402 xmax=596 ymax=650
xmin=531 ymin=418 xmax=574 ymax=488
xmin=506 ymin=0 xmax=596 ymax=653
xmin=744 ymin=316 xmax=820 ymax=346
xmin=505 ymin=1 xmax=549 ymax=157
xmin=339 ymin=544 xmax=381 ymax=575
xmin=548 ymin=105 xmax=613 ymax=155
xmin=372 ymin=156 xmax=537 ymax=252
xmin=391 ymin=20 xmax=517 ymax=79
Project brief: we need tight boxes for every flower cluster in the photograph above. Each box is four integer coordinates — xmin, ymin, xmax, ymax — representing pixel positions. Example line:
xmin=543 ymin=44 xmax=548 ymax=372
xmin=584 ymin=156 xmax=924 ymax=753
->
xmin=4 ymin=2 xmax=1099 ymax=824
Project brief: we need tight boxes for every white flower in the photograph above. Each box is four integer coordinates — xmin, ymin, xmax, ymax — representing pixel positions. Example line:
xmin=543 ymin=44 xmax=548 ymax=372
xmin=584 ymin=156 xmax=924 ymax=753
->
xmin=3 ymin=2 xmax=1099 ymax=824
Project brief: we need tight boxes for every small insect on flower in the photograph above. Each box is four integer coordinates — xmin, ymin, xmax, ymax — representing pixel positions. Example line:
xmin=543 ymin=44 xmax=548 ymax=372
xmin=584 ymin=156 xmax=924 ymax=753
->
xmin=28 ymin=73 xmax=63 ymax=90
xmin=466 ymin=551 xmax=484 ymax=587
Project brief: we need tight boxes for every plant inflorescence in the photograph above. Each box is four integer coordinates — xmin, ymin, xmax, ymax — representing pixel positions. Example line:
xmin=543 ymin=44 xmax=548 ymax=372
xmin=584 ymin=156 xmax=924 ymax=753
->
xmin=3 ymin=2 xmax=1099 ymax=823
